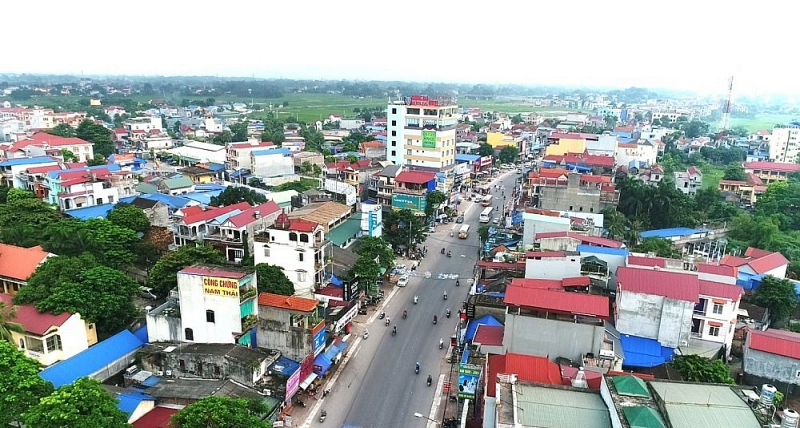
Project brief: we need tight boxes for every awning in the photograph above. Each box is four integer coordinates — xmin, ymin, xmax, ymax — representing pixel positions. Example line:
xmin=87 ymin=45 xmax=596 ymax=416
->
xmin=299 ymin=372 xmax=318 ymax=390
xmin=327 ymin=218 xmax=361 ymax=246
xmin=313 ymin=353 xmax=332 ymax=376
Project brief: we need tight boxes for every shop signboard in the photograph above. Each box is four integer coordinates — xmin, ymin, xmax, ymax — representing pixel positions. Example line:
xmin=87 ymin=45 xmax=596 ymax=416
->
xmin=457 ymin=364 xmax=482 ymax=399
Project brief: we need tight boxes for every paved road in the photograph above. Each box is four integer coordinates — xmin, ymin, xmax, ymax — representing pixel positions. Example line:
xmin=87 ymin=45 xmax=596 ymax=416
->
xmin=310 ymin=171 xmax=520 ymax=428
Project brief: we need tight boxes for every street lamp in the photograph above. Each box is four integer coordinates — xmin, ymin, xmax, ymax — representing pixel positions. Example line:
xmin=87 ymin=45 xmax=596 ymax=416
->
xmin=413 ymin=412 xmax=439 ymax=425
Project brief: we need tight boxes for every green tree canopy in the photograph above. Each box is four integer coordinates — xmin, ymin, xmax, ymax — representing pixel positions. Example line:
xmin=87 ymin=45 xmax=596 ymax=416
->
xmin=498 ymin=146 xmax=519 ymax=164
xmin=107 ymin=203 xmax=151 ymax=234
xmin=24 ymin=377 xmax=130 ymax=428
xmin=47 ymin=123 xmax=77 ymax=137
xmin=76 ymin=119 xmax=114 ymax=157
xmin=43 ymin=218 xmax=140 ymax=268
xmin=210 ymin=186 xmax=267 ymax=207
xmin=0 ymin=197 xmax=64 ymax=247
xmin=0 ymin=301 xmax=24 ymax=343
xmin=349 ymin=256 xmax=381 ymax=287
xmin=0 ymin=341 xmax=54 ymax=427
xmin=228 ymin=121 xmax=248 ymax=142
xmin=425 ymin=190 xmax=447 ymax=217
xmin=752 ymin=275 xmax=798 ymax=326
xmin=477 ymin=143 xmax=494 ymax=157
xmin=354 ymin=236 xmax=395 ymax=269
xmin=755 ymin=181 xmax=800 ymax=231
xmin=722 ymin=164 xmax=747 ymax=181
xmin=633 ymin=237 xmax=679 ymax=258
xmin=670 ymin=355 xmax=734 ymax=384
xmin=61 ymin=149 xmax=78 ymax=162
xmin=383 ymin=209 xmax=427 ymax=249
xmin=148 ymin=245 xmax=226 ymax=295
xmin=169 ymin=396 xmax=271 ymax=428
xmin=255 ymin=264 xmax=294 ymax=296
xmin=6 ymin=188 xmax=36 ymax=204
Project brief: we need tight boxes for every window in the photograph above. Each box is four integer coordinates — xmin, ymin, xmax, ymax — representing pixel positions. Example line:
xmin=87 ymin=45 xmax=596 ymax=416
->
xmin=391 ymin=151 xmax=396 ymax=157
xmin=392 ymin=108 xmax=397 ymax=114
xmin=214 ymin=365 xmax=221 ymax=376
xmin=46 ymin=335 xmax=62 ymax=352
xmin=391 ymin=130 xmax=396 ymax=136
xmin=179 ymin=359 xmax=185 ymax=371
xmin=206 ymin=310 xmax=215 ymax=323
xmin=391 ymin=141 xmax=396 ymax=147
xmin=709 ymin=326 xmax=720 ymax=336
xmin=391 ymin=120 xmax=397 ymax=126
xmin=185 ymin=328 xmax=194 ymax=341
xmin=19 ymin=338 xmax=25 ymax=349
xmin=197 ymin=362 xmax=203 ymax=375
xmin=28 ymin=337 xmax=44 ymax=353
xmin=263 ymin=247 xmax=270 ymax=257
xmin=298 ymin=252 xmax=304 ymax=262
xmin=712 ymin=303 xmax=724 ymax=314
xmin=297 ymin=271 xmax=307 ymax=282
xmin=300 ymin=234 xmax=309 ymax=243
xmin=289 ymin=232 xmax=298 ymax=242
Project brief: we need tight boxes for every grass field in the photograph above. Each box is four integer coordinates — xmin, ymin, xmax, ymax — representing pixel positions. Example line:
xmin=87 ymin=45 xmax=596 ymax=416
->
xmin=710 ymin=113 xmax=800 ymax=132
xmin=702 ymin=166 xmax=725 ymax=189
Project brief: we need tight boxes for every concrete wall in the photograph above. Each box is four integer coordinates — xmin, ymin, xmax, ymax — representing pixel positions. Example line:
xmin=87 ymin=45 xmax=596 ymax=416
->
xmin=522 ymin=213 xmax=570 ymax=249
xmin=538 ymin=237 xmax=580 ymax=252
xmin=616 ymin=291 xmax=692 ymax=348
xmin=255 ymin=307 xmax=314 ymax=363
xmin=504 ymin=313 xmax=604 ymax=363
xmin=147 ymin=306 xmax=183 ymax=342
xmin=178 ymin=274 xmax=244 ymax=344
xmin=540 ymin=183 xmax=607 ymax=214
xmin=159 ymin=351 xmax=264 ymax=386
xmin=657 ymin=299 xmax=693 ymax=348
xmin=743 ymin=347 xmax=800 ymax=395
xmin=525 ymin=256 xmax=581 ymax=280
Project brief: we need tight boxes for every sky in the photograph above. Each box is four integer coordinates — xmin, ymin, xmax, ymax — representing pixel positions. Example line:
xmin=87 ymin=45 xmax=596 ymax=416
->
xmin=3 ymin=0 xmax=797 ymax=96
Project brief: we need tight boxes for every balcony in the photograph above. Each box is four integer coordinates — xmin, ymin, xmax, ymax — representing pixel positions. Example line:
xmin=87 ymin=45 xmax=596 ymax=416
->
xmin=239 ymin=287 xmax=257 ymax=302
xmin=394 ymin=187 xmax=427 ymax=196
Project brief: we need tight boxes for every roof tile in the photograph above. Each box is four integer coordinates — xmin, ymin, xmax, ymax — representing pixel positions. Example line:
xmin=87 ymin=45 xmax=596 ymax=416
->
xmin=0 ymin=243 xmax=53 ymax=281
xmin=258 ymin=292 xmax=318 ymax=312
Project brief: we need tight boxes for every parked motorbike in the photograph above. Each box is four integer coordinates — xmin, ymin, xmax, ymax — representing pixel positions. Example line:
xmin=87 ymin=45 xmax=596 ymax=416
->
xmin=439 ymin=338 xmax=444 ymax=349
xmin=319 ymin=410 xmax=327 ymax=423
xmin=295 ymin=398 xmax=306 ymax=408
xmin=358 ymin=308 xmax=367 ymax=315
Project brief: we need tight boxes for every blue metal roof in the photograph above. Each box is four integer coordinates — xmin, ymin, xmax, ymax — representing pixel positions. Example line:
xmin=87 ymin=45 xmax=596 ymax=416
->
xmin=48 ymin=163 xmax=121 ymax=179
xmin=461 ymin=347 xmax=471 ymax=364
xmin=204 ymin=163 xmax=225 ymax=172
xmin=132 ymin=325 xmax=149 ymax=344
xmin=40 ymin=330 xmax=145 ymax=388
xmin=577 ymin=245 xmax=630 ymax=256
xmin=619 ymin=334 xmax=674 ymax=368
xmin=465 ymin=315 xmax=503 ymax=342
xmin=194 ymin=183 xmax=226 ymax=191
xmin=269 ymin=355 xmax=301 ymax=376
xmin=0 ymin=156 xmax=56 ymax=167
xmin=138 ymin=193 xmax=191 ymax=209
xmin=64 ymin=203 xmax=116 ymax=220
xmin=313 ymin=353 xmax=332 ymax=376
xmin=640 ymin=227 xmax=707 ymax=239
xmin=455 ymin=154 xmax=481 ymax=163
xmin=619 ymin=137 xmax=636 ymax=143
xmin=252 ymin=148 xmax=292 ymax=156
xmin=117 ymin=392 xmax=154 ymax=418
xmin=182 ymin=190 xmax=223 ymax=205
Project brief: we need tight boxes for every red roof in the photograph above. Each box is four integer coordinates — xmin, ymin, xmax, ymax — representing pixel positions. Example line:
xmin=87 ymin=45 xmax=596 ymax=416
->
xmin=258 ymin=292 xmax=318 ymax=312
xmin=0 ymin=244 xmax=52 ymax=281
xmin=396 ymin=171 xmax=437 ymax=185
xmin=580 ymin=174 xmax=613 ymax=183
xmin=288 ymin=218 xmax=319 ymax=232
xmin=486 ymin=353 xmax=563 ymax=397
xmin=26 ymin=164 xmax=61 ymax=174
xmin=504 ymin=286 xmax=609 ymax=317
xmin=545 ymin=152 xmax=616 ymax=167
xmin=316 ymin=284 xmax=344 ymax=299
xmin=0 ymin=293 xmax=71 ymax=335
xmin=526 ymin=251 xmax=567 ymax=258
xmin=58 ymin=167 xmax=111 ymax=181
xmin=719 ymin=255 xmax=750 ymax=267
xmin=510 ymin=277 xmax=589 ymax=289
xmin=617 ymin=267 xmax=699 ymax=302
xmin=132 ymin=406 xmax=179 ymax=428
xmin=627 ymin=255 xmax=667 ymax=268
xmin=748 ymin=328 xmax=800 ymax=359
xmin=720 ymin=248 xmax=789 ymax=274
xmin=698 ymin=280 xmax=743 ymax=301
xmin=560 ymin=366 xmax=602 ymax=389
xmin=473 ymin=325 xmax=504 ymax=346
xmin=180 ymin=202 xmax=252 ymax=225
xmin=179 ymin=265 xmax=249 ymax=279
xmin=744 ymin=161 xmax=800 ymax=173
xmin=224 ymin=201 xmax=280 ymax=228
xmin=534 ymin=231 xmax=624 ymax=249
xmin=230 ymin=141 xmax=274 ymax=149
xmin=27 ymin=133 xmax=91 ymax=147
xmin=695 ymin=263 xmax=737 ymax=277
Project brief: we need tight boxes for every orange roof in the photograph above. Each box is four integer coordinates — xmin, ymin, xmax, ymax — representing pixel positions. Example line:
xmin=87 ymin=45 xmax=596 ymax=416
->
xmin=0 ymin=244 xmax=53 ymax=281
xmin=258 ymin=292 xmax=318 ymax=312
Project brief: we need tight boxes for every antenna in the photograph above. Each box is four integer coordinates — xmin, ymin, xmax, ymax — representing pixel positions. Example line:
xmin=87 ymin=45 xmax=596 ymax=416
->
xmin=719 ymin=76 xmax=733 ymax=135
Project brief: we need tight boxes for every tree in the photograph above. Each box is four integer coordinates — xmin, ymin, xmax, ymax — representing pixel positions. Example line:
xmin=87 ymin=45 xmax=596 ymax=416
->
xmin=300 ymin=161 xmax=313 ymax=175
xmin=255 ymin=264 xmax=294 ymax=296
xmin=383 ymin=209 xmax=427 ymax=249
xmin=61 ymin=149 xmax=78 ymax=162
xmin=173 ymin=120 xmax=182 ymax=134
xmin=354 ymin=236 xmax=395 ymax=269
xmin=24 ymin=377 xmax=129 ymax=428
xmin=498 ymin=146 xmax=519 ymax=164
xmin=229 ymin=121 xmax=248 ymax=142
xmin=683 ymin=119 xmax=710 ymax=138
xmin=670 ymin=355 xmax=734 ymax=384
xmin=83 ymin=218 xmax=140 ymax=268
xmin=478 ymin=143 xmax=494 ymax=157
xmin=425 ymin=190 xmax=447 ymax=218
xmin=0 ymin=301 xmax=24 ymax=343
xmin=755 ymin=181 xmax=800 ymax=231
xmin=511 ymin=114 xmax=523 ymax=124
xmin=169 ymin=396 xmax=271 ymax=428
xmin=47 ymin=123 xmax=76 ymax=137
xmin=312 ymin=164 xmax=322 ymax=177
xmin=602 ymin=209 xmax=627 ymax=241
xmin=213 ymin=130 xmax=233 ymax=145
xmin=0 ymin=197 xmax=63 ymax=247
xmin=0 ymin=341 xmax=54 ymax=427
xmin=633 ymin=237 xmax=679 ymax=258
xmin=107 ymin=203 xmax=151 ymax=234
xmin=86 ymin=153 xmax=107 ymax=166
xmin=75 ymin=119 xmax=114 ymax=157
xmin=349 ymin=256 xmax=381 ymax=287
xmin=0 ymin=185 xmax=9 ymax=204
xmin=210 ymin=186 xmax=267 ymax=207
xmin=752 ymin=275 xmax=798 ymax=326
xmin=722 ymin=164 xmax=747 ymax=181
xmin=148 ymin=245 xmax=226 ymax=296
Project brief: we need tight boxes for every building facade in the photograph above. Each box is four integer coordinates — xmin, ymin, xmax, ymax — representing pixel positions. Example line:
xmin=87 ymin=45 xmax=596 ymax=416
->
xmin=769 ymin=124 xmax=800 ymax=163
xmin=386 ymin=95 xmax=458 ymax=171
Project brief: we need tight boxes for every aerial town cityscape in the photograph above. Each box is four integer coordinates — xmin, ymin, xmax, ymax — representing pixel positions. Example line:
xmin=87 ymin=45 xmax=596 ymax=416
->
xmin=4 ymin=5 xmax=800 ymax=428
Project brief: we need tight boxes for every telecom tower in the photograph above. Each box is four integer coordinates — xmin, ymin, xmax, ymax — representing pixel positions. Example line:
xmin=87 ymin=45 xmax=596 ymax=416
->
xmin=719 ymin=76 xmax=734 ymax=134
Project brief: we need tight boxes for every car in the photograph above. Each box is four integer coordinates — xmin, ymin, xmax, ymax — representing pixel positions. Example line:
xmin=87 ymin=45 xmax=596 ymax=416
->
xmin=139 ymin=286 xmax=159 ymax=300
xmin=394 ymin=264 xmax=406 ymax=274
xmin=456 ymin=215 xmax=464 ymax=223
xmin=397 ymin=275 xmax=409 ymax=287
xmin=492 ymin=217 xmax=500 ymax=224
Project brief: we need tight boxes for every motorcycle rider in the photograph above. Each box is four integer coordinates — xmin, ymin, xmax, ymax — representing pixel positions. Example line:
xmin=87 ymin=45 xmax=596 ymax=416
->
xmin=443 ymin=290 xmax=448 ymax=300
xmin=446 ymin=308 xmax=451 ymax=317
xmin=434 ymin=315 xmax=438 ymax=324
xmin=416 ymin=362 xmax=420 ymax=373
xmin=403 ymin=309 xmax=407 ymax=319
xmin=427 ymin=374 xmax=433 ymax=385
xmin=439 ymin=338 xmax=444 ymax=348
xmin=456 ymin=279 xmax=460 ymax=287
xmin=393 ymin=325 xmax=397 ymax=335
xmin=385 ymin=317 xmax=390 ymax=326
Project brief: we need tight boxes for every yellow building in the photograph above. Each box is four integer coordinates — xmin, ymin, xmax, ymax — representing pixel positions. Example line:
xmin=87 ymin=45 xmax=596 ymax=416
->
xmin=545 ymin=137 xmax=586 ymax=156
xmin=179 ymin=165 xmax=217 ymax=184
xmin=487 ymin=132 xmax=517 ymax=148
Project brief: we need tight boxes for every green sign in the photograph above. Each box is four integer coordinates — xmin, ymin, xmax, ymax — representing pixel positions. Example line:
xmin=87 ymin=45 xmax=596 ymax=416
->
xmin=457 ymin=364 xmax=481 ymax=399
xmin=392 ymin=194 xmax=427 ymax=213
xmin=422 ymin=130 xmax=437 ymax=148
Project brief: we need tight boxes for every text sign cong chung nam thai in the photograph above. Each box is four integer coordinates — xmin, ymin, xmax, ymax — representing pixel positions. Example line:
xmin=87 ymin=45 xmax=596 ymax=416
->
xmin=202 ymin=276 xmax=240 ymax=298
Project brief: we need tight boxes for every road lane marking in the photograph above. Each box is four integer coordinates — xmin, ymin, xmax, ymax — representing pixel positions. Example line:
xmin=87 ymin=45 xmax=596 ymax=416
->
xmin=301 ymin=335 xmax=363 ymax=428
xmin=426 ymin=374 xmax=446 ymax=428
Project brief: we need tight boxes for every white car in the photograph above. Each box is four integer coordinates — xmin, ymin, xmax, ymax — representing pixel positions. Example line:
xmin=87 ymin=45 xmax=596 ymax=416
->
xmin=397 ymin=275 xmax=409 ymax=287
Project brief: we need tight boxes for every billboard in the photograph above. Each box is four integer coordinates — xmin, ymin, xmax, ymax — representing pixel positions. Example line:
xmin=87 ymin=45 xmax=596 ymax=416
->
xmin=479 ymin=156 xmax=493 ymax=167
xmin=422 ymin=130 xmax=437 ymax=148
xmin=392 ymin=194 xmax=426 ymax=213
xmin=202 ymin=276 xmax=240 ymax=298
xmin=313 ymin=328 xmax=326 ymax=356
xmin=285 ymin=366 xmax=301 ymax=403
xmin=457 ymin=364 xmax=482 ymax=399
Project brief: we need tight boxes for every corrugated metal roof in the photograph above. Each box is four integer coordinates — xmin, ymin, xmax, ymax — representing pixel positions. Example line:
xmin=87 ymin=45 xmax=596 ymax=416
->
xmin=622 ymin=406 xmax=665 ymax=428
xmin=648 ymin=382 xmax=760 ymax=428
xmin=611 ymin=375 xmax=650 ymax=397
xmin=504 ymin=286 xmax=609 ymax=318
xmin=748 ymin=328 xmax=800 ymax=359
xmin=617 ymin=267 xmax=700 ymax=302
xmin=516 ymin=385 xmax=611 ymax=428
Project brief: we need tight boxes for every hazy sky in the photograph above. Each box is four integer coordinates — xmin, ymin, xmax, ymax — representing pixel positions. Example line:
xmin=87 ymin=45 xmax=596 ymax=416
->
xmin=3 ymin=1 xmax=795 ymax=96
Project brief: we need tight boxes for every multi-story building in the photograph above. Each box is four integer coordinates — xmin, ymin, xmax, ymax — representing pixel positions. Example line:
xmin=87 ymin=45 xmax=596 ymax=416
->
xmin=386 ymin=95 xmax=458 ymax=172
xmin=253 ymin=212 xmax=329 ymax=298
xmin=203 ymin=201 xmax=282 ymax=263
xmin=226 ymin=140 xmax=276 ymax=171
xmin=48 ymin=166 xmax=134 ymax=210
xmin=0 ymin=243 xmax=54 ymax=295
xmin=532 ymin=172 xmax=620 ymax=215
xmin=4 ymin=133 xmax=94 ymax=162
xmin=171 ymin=202 xmax=253 ymax=247
xmin=614 ymin=141 xmax=658 ymax=169
xmin=256 ymin=292 xmax=323 ymax=363
xmin=769 ymin=124 xmax=800 ymax=163
xmin=365 ymin=164 xmax=401 ymax=208
xmin=250 ymin=148 xmax=294 ymax=179
xmin=0 ymin=294 xmax=98 ymax=366
xmin=744 ymin=161 xmax=800 ymax=184
xmin=0 ymin=156 xmax=59 ymax=188
xmin=146 ymin=265 xmax=259 ymax=346
xmin=126 ymin=117 xmax=162 ymax=133
xmin=391 ymin=171 xmax=437 ymax=216
xmin=673 ymin=166 xmax=702 ymax=196
xmin=718 ymin=177 xmax=766 ymax=207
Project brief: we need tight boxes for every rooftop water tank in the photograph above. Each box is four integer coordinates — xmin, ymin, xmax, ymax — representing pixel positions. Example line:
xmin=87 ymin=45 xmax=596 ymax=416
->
xmin=571 ymin=367 xmax=588 ymax=389
xmin=761 ymin=384 xmax=778 ymax=406
xmin=782 ymin=409 xmax=799 ymax=428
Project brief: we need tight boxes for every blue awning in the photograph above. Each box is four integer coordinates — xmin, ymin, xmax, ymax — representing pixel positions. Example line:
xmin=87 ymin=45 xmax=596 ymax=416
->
xmin=465 ymin=315 xmax=503 ymax=342
xmin=461 ymin=347 xmax=471 ymax=364
xmin=330 ymin=275 xmax=344 ymax=286
xmin=313 ymin=353 xmax=332 ymax=376
xmin=619 ymin=334 xmax=675 ymax=368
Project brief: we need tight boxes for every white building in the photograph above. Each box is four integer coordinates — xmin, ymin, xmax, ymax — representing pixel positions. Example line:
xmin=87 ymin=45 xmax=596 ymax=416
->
xmin=524 ymin=251 xmax=581 ymax=280
xmin=126 ymin=117 xmax=162 ymax=133
xmin=673 ymin=166 xmax=702 ymax=196
xmin=147 ymin=265 xmax=258 ymax=344
xmin=339 ymin=119 xmax=365 ymax=130
xmin=0 ymin=119 xmax=25 ymax=142
xmin=253 ymin=213 xmax=327 ymax=298
xmin=359 ymin=202 xmax=382 ymax=237
xmin=204 ymin=117 xmax=224 ymax=134
xmin=585 ymin=133 xmax=618 ymax=157
xmin=615 ymin=141 xmax=658 ymax=168
xmin=250 ymin=148 xmax=294 ymax=178
xmin=386 ymin=94 xmax=459 ymax=170
xmin=769 ymin=124 xmax=800 ymax=164
xmin=143 ymin=134 xmax=174 ymax=151
xmin=226 ymin=140 xmax=276 ymax=170
xmin=521 ymin=211 xmax=571 ymax=250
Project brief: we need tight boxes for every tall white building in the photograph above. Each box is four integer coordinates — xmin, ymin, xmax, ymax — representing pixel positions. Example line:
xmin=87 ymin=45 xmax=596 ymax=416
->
xmin=769 ymin=124 xmax=800 ymax=163
xmin=386 ymin=95 xmax=459 ymax=171
xmin=253 ymin=212 xmax=329 ymax=298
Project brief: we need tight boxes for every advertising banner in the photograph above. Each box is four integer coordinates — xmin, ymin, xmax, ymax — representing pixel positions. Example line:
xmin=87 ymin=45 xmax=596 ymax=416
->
xmin=480 ymin=156 xmax=493 ymax=167
xmin=392 ymin=194 xmax=426 ymax=213
xmin=457 ymin=364 xmax=482 ymax=399
xmin=313 ymin=328 xmax=326 ymax=356
xmin=422 ymin=130 xmax=437 ymax=148
xmin=285 ymin=367 xmax=301 ymax=403
xmin=202 ymin=276 xmax=240 ymax=298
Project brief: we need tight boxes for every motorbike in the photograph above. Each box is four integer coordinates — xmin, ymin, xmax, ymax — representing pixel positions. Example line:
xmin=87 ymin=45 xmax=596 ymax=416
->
xmin=443 ymin=292 xmax=448 ymax=300
xmin=358 ymin=308 xmax=367 ymax=315
xmin=415 ymin=364 xmax=420 ymax=374
xmin=456 ymin=279 xmax=459 ymax=287
xmin=322 ymin=389 xmax=330 ymax=398
xmin=450 ymin=231 xmax=454 ymax=237
xmin=441 ymin=247 xmax=445 ymax=254
xmin=446 ymin=309 xmax=451 ymax=318
xmin=363 ymin=330 xmax=369 ymax=340
xmin=392 ymin=327 xmax=397 ymax=336
xmin=319 ymin=410 xmax=327 ymax=423
xmin=427 ymin=375 xmax=433 ymax=386
xmin=378 ymin=312 xmax=385 ymax=320
xmin=433 ymin=316 xmax=438 ymax=325
xmin=295 ymin=398 xmax=306 ymax=408
xmin=402 ymin=310 xmax=407 ymax=319
xmin=439 ymin=338 xmax=444 ymax=349
xmin=385 ymin=318 xmax=390 ymax=326
xmin=413 ymin=296 xmax=419 ymax=304
xmin=447 ymin=251 xmax=452 ymax=258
